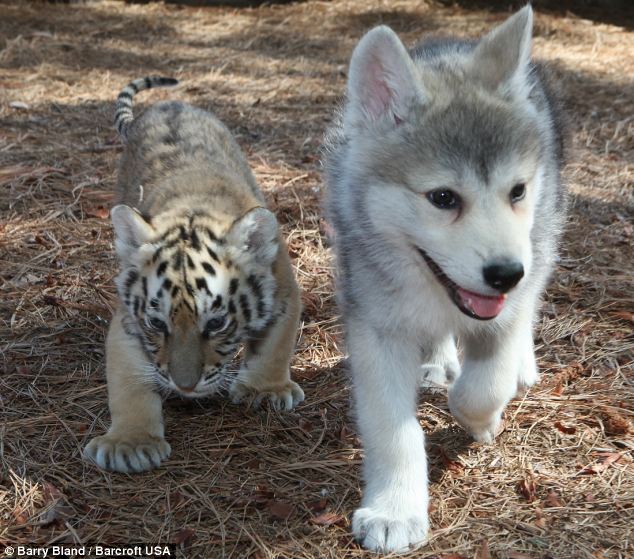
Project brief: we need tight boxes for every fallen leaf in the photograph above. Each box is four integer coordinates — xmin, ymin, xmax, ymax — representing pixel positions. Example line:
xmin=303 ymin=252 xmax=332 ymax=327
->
xmin=475 ymin=539 xmax=490 ymax=559
xmin=534 ymin=508 xmax=547 ymax=529
xmin=554 ymin=421 xmax=576 ymax=435
xmin=12 ymin=508 xmax=28 ymax=525
xmin=600 ymin=408 xmax=630 ymax=435
xmin=579 ymin=452 xmax=625 ymax=475
xmin=310 ymin=511 xmax=345 ymax=526
xmin=172 ymin=527 xmax=196 ymax=546
xmin=85 ymin=205 xmax=109 ymax=219
xmin=42 ymin=482 xmax=65 ymax=503
xmin=340 ymin=424 xmax=354 ymax=443
xmin=267 ymin=500 xmax=294 ymax=520
xmin=517 ymin=477 xmax=537 ymax=502
xmin=306 ymin=498 xmax=328 ymax=513
xmin=169 ymin=490 xmax=185 ymax=510
xmin=610 ymin=311 xmax=634 ymax=324
xmin=439 ymin=447 xmax=464 ymax=474
xmin=245 ymin=458 xmax=261 ymax=470
xmin=298 ymin=418 xmax=314 ymax=434
xmin=550 ymin=362 xmax=585 ymax=393
xmin=544 ymin=490 xmax=564 ymax=508
xmin=252 ymin=486 xmax=274 ymax=504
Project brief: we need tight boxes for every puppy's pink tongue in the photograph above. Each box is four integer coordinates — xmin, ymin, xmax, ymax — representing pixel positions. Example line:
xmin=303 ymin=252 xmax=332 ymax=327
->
xmin=457 ymin=288 xmax=506 ymax=319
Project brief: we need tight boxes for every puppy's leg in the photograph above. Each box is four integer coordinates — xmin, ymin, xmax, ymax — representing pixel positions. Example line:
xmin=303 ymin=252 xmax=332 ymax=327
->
xmin=516 ymin=323 xmax=539 ymax=394
xmin=84 ymin=309 xmax=170 ymax=473
xmin=230 ymin=282 xmax=303 ymax=411
xmin=448 ymin=310 xmax=535 ymax=443
xmin=349 ymin=321 xmax=429 ymax=553
xmin=420 ymin=334 xmax=461 ymax=390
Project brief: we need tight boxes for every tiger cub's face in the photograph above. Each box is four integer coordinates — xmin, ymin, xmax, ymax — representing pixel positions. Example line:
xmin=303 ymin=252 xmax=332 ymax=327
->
xmin=111 ymin=206 xmax=280 ymax=397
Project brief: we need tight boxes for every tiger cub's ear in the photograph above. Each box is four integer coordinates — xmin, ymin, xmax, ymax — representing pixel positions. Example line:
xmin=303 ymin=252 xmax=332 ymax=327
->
xmin=228 ymin=207 xmax=279 ymax=266
xmin=111 ymin=205 xmax=156 ymax=262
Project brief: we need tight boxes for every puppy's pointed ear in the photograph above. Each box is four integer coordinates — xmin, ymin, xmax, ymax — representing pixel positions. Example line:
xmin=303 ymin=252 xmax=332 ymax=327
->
xmin=111 ymin=205 xmax=155 ymax=262
xmin=469 ymin=5 xmax=533 ymax=97
xmin=228 ymin=207 xmax=279 ymax=266
xmin=345 ymin=25 xmax=423 ymax=130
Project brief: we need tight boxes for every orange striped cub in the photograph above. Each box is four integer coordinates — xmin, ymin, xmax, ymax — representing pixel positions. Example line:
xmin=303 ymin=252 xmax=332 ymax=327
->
xmin=84 ymin=77 xmax=303 ymax=473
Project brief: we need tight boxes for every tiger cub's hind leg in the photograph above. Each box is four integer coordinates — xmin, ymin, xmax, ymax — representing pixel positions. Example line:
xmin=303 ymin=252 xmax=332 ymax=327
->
xmin=230 ymin=279 xmax=304 ymax=411
xmin=83 ymin=310 xmax=171 ymax=473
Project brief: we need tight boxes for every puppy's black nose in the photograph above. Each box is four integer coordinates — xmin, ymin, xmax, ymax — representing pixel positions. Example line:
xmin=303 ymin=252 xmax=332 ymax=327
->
xmin=483 ymin=261 xmax=524 ymax=293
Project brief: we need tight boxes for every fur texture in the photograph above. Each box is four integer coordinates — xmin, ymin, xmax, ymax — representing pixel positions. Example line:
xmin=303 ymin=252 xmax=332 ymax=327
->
xmin=84 ymin=78 xmax=304 ymax=473
xmin=324 ymin=6 xmax=566 ymax=553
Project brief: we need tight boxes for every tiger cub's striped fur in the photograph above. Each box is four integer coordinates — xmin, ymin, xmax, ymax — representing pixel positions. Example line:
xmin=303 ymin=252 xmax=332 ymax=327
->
xmin=84 ymin=77 xmax=304 ymax=473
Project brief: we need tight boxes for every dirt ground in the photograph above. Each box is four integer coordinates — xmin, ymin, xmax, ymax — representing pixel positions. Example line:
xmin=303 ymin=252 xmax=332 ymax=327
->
xmin=0 ymin=0 xmax=633 ymax=557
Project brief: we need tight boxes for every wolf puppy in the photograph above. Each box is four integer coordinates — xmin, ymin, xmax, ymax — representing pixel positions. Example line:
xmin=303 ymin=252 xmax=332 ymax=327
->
xmin=84 ymin=77 xmax=303 ymax=473
xmin=324 ymin=6 xmax=565 ymax=553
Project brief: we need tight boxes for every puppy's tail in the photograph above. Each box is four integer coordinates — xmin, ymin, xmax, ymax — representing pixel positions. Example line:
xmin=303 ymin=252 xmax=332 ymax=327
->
xmin=114 ymin=76 xmax=179 ymax=141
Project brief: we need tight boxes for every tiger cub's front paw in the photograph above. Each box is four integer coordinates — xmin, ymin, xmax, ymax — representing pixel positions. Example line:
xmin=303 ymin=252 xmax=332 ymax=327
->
xmin=230 ymin=377 xmax=304 ymax=411
xmin=83 ymin=431 xmax=171 ymax=473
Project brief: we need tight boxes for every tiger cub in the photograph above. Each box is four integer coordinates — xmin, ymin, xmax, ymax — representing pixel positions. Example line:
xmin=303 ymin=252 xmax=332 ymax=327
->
xmin=84 ymin=77 xmax=304 ymax=473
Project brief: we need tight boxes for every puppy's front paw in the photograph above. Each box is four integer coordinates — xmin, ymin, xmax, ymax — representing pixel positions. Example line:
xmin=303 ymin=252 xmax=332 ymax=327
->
xmin=83 ymin=432 xmax=171 ymax=473
xmin=516 ymin=362 xmax=540 ymax=396
xmin=352 ymin=507 xmax=429 ymax=553
xmin=449 ymin=401 xmax=505 ymax=444
xmin=419 ymin=361 xmax=460 ymax=391
xmin=230 ymin=378 xmax=304 ymax=411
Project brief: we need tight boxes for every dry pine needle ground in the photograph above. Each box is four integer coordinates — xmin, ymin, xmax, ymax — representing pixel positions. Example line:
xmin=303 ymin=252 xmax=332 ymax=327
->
xmin=0 ymin=0 xmax=633 ymax=558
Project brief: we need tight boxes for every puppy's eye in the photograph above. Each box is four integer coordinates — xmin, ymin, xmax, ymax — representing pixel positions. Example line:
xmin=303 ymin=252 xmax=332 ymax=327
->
xmin=148 ymin=316 xmax=167 ymax=332
xmin=205 ymin=316 xmax=227 ymax=333
xmin=510 ymin=183 xmax=526 ymax=203
xmin=426 ymin=189 xmax=460 ymax=210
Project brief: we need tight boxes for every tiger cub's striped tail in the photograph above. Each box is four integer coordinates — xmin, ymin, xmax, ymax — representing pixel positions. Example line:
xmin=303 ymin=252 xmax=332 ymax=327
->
xmin=114 ymin=76 xmax=178 ymax=141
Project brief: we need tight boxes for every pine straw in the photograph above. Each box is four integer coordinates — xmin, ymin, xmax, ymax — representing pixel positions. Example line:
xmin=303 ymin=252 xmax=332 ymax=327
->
xmin=0 ymin=1 xmax=632 ymax=557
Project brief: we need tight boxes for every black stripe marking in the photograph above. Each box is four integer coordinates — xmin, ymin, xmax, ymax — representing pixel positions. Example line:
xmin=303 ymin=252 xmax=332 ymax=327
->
xmin=239 ymin=294 xmax=252 ymax=323
xmin=206 ymin=245 xmax=219 ymax=262
xmin=211 ymin=294 xmax=222 ymax=309
xmin=172 ymin=251 xmax=183 ymax=269
xmin=229 ymin=278 xmax=239 ymax=295
xmin=157 ymin=261 xmax=168 ymax=276
xmin=142 ymin=277 xmax=148 ymax=297
xmin=145 ymin=76 xmax=152 ymax=89
xmin=163 ymin=278 xmax=173 ymax=291
xmin=171 ymin=285 xmax=180 ymax=297
xmin=186 ymin=254 xmax=195 ymax=269
xmin=247 ymin=275 xmax=266 ymax=317
xmin=202 ymin=262 xmax=215 ymax=275
xmin=190 ymin=229 xmax=201 ymax=251
xmin=195 ymin=277 xmax=209 ymax=292
xmin=228 ymin=299 xmax=236 ymax=314
xmin=125 ymin=270 xmax=139 ymax=291
xmin=204 ymin=228 xmax=218 ymax=242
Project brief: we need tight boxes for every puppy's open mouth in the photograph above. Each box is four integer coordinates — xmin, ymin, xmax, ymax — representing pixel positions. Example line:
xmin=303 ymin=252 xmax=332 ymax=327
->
xmin=416 ymin=247 xmax=506 ymax=320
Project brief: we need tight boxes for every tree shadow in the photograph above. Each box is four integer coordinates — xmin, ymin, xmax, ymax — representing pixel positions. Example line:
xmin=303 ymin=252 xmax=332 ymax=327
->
xmin=435 ymin=0 xmax=634 ymax=30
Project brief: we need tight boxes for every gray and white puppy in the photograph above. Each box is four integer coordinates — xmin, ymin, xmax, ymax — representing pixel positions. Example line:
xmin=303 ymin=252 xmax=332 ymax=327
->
xmin=324 ymin=6 xmax=566 ymax=553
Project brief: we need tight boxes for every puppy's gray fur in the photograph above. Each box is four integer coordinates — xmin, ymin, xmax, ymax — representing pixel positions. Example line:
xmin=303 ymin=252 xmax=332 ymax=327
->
xmin=324 ymin=6 xmax=566 ymax=553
